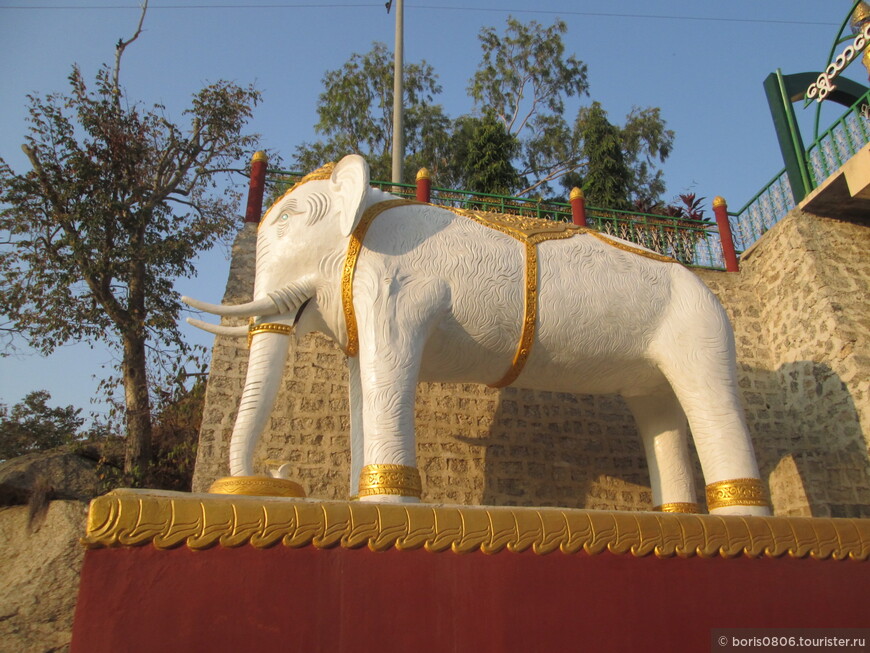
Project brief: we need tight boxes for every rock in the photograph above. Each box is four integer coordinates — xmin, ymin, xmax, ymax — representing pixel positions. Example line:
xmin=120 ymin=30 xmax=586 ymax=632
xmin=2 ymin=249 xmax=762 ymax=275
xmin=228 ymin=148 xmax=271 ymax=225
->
xmin=0 ymin=445 xmax=120 ymax=506
xmin=0 ymin=500 xmax=88 ymax=653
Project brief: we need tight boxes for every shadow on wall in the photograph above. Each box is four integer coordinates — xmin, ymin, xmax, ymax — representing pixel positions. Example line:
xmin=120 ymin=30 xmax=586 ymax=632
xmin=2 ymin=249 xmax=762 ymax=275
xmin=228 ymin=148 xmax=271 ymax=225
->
xmin=747 ymin=361 xmax=870 ymax=519
xmin=453 ymin=387 xmax=654 ymax=511
xmin=446 ymin=360 xmax=869 ymax=517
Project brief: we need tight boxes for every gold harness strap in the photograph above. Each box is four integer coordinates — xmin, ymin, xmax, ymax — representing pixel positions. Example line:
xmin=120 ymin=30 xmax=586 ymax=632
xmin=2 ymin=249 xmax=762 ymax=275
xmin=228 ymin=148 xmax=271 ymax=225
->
xmin=341 ymin=200 xmax=677 ymax=388
xmin=342 ymin=199 xmax=418 ymax=357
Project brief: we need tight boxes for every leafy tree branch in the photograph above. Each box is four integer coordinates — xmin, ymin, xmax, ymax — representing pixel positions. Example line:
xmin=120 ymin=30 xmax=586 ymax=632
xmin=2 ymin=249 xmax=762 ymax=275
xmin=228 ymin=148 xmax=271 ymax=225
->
xmin=0 ymin=7 xmax=261 ymax=475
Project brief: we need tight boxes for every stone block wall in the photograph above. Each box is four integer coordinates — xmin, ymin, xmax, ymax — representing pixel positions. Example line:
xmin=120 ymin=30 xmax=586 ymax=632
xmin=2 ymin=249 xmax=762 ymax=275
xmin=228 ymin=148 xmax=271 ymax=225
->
xmin=192 ymin=210 xmax=870 ymax=517
xmin=722 ymin=211 xmax=869 ymax=517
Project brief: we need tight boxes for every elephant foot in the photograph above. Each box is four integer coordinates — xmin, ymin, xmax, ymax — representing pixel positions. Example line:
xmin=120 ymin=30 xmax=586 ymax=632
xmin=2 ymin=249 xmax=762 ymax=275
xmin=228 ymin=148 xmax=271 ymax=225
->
xmin=358 ymin=494 xmax=421 ymax=504
xmin=709 ymin=505 xmax=771 ymax=517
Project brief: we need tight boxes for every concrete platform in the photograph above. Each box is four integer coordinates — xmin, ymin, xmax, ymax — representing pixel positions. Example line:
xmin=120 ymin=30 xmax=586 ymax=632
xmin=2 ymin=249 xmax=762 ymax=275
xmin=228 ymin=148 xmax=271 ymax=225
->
xmin=800 ymin=142 xmax=870 ymax=221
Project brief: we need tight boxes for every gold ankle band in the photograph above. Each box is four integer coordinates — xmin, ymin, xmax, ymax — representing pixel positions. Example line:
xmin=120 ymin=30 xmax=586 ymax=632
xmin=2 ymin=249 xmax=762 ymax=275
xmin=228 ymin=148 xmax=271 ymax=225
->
xmin=358 ymin=464 xmax=422 ymax=498
xmin=706 ymin=478 xmax=768 ymax=510
xmin=652 ymin=502 xmax=701 ymax=514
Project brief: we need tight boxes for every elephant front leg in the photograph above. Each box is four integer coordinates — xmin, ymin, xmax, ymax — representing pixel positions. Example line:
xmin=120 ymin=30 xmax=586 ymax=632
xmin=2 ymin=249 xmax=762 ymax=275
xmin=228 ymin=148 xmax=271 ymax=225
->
xmin=356 ymin=343 xmax=424 ymax=503
xmin=353 ymin=280 xmax=438 ymax=503
xmin=352 ymin=273 xmax=447 ymax=502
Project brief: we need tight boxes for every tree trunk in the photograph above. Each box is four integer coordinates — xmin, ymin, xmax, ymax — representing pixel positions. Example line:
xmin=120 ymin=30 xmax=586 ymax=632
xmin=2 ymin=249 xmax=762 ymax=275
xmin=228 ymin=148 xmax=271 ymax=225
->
xmin=122 ymin=328 xmax=153 ymax=477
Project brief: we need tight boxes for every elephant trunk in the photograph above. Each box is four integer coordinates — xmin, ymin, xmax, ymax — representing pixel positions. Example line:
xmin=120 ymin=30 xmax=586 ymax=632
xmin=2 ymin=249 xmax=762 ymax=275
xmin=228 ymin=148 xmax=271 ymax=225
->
xmin=229 ymin=331 xmax=292 ymax=476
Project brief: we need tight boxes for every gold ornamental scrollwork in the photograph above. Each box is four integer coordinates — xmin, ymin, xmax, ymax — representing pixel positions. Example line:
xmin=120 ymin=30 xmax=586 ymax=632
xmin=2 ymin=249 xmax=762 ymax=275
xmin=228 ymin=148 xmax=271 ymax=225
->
xmin=81 ymin=489 xmax=870 ymax=561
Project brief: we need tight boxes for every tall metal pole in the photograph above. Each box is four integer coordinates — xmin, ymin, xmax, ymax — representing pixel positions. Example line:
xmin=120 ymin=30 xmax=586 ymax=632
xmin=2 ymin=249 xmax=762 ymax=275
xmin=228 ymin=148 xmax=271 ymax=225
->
xmin=391 ymin=0 xmax=404 ymax=184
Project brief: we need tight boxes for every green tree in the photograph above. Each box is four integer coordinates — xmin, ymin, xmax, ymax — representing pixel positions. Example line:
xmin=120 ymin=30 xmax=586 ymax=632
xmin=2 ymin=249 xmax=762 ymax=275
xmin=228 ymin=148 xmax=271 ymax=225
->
xmin=0 ymin=5 xmax=260 ymax=475
xmin=469 ymin=17 xmax=674 ymax=199
xmin=292 ymin=18 xmax=674 ymax=205
xmin=454 ymin=113 xmax=521 ymax=196
xmin=0 ymin=391 xmax=84 ymax=460
xmin=575 ymin=102 xmax=632 ymax=209
xmin=468 ymin=17 xmax=587 ymax=195
xmin=294 ymin=42 xmax=451 ymax=182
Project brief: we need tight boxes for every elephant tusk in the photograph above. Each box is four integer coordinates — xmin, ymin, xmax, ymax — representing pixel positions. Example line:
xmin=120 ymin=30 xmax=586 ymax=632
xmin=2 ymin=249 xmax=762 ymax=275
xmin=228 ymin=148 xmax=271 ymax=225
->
xmin=185 ymin=317 xmax=249 ymax=337
xmin=181 ymin=295 xmax=280 ymax=318
xmin=182 ymin=280 xmax=315 ymax=319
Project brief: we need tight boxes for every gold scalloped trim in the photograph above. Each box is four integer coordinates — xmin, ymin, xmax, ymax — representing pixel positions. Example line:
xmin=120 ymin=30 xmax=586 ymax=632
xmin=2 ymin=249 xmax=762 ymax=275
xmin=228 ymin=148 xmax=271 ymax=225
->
xmin=81 ymin=489 xmax=870 ymax=560
xmin=247 ymin=322 xmax=294 ymax=348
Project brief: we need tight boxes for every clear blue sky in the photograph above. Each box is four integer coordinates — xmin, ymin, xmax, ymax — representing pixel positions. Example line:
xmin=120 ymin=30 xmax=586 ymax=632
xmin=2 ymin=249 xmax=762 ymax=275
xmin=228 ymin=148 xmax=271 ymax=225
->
xmin=0 ymin=1 xmax=863 ymax=420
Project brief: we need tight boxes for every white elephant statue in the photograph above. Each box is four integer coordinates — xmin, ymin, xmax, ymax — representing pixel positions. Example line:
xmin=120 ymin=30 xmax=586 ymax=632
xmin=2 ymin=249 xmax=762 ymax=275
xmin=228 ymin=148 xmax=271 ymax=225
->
xmin=184 ymin=154 xmax=769 ymax=516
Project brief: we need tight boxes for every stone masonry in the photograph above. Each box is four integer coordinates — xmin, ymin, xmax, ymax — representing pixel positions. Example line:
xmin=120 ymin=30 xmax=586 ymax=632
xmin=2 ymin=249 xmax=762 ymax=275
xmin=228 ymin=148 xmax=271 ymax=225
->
xmin=192 ymin=209 xmax=870 ymax=517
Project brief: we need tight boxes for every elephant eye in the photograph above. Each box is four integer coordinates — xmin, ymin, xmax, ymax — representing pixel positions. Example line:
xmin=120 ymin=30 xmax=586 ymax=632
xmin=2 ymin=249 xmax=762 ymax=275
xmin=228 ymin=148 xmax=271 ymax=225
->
xmin=276 ymin=212 xmax=293 ymax=237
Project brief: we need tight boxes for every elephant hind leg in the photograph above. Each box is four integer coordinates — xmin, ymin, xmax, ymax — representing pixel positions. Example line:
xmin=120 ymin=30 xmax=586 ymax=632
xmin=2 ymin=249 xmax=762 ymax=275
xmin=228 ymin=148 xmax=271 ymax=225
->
xmin=649 ymin=271 xmax=770 ymax=516
xmin=624 ymin=391 xmax=698 ymax=512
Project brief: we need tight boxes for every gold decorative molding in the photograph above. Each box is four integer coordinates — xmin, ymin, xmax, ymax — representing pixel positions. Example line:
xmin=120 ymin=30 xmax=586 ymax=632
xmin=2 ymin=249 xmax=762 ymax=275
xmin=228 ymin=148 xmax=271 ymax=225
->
xmin=82 ymin=489 xmax=870 ymax=560
xmin=569 ymin=187 xmax=584 ymax=201
xmin=358 ymin=463 xmax=423 ymax=498
xmin=653 ymin=502 xmax=701 ymax=514
xmin=706 ymin=478 xmax=769 ymax=511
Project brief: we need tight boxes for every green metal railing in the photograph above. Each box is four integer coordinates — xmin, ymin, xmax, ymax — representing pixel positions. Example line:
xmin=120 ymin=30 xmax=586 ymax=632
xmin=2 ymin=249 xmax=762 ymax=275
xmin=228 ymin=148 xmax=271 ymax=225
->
xmin=584 ymin=207 xmax=723 ymax=269
xmin=726 ymin=169 xmax=796 ymax=252
xmin=728 ymin=90 xmax=869 ymax=250
xmin=806 ymin=89 xmax=870 ymax=186
xmin=269 ymin=170 xmax=726 ymax=269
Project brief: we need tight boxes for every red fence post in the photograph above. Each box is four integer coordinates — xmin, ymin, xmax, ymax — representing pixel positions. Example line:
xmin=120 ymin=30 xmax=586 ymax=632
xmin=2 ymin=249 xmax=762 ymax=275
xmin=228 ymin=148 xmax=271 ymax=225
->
xmin=244 ymin=151 xmax=268 ymax=224
xmin=713 ymin=196 xmax=739 ymax=273
xmin=570 ymin=187 xmax=587 ymax=227
xmin=416 ymin=168 xmax=431 ymax=203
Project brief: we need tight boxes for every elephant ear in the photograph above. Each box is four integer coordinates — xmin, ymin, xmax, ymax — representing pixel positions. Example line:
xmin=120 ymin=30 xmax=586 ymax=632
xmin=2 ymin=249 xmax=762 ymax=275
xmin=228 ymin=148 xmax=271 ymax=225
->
xmin=330 ymin=154 xmax=370 ymax=237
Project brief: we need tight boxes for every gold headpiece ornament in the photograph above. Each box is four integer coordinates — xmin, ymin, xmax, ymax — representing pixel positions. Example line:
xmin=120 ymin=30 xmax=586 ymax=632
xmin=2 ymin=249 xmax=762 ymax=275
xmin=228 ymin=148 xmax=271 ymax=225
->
xmin=285 ymin=161 xmax=336 ymax=195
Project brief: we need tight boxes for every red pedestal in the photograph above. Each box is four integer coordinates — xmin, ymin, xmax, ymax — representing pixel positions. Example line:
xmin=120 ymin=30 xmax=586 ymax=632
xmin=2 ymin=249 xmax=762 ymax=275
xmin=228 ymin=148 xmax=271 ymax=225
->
xmin=70 ymin=491 xmax=870 ymax=653
xmin=72 ymin=543 xmax=870 ymax=653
